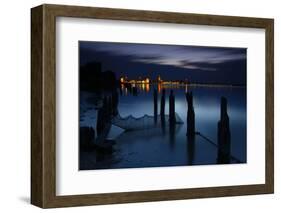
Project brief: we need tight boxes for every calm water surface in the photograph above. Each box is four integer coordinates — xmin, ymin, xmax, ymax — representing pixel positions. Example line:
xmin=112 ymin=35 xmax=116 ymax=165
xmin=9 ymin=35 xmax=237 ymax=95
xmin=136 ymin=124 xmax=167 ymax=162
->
xmin=80 ymin=84 xmax=246 ymax=169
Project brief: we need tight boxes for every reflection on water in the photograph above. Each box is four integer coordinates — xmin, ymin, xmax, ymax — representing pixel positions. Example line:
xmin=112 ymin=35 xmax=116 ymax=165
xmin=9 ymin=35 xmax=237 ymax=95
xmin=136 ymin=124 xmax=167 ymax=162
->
xmin=79 ymin=84 xmax=246 ymax=170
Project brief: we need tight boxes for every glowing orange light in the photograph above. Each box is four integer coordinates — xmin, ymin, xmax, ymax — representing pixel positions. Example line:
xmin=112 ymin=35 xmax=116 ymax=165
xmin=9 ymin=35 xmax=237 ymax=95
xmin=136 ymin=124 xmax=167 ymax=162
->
xmin=146 ymin=83 xmax=150 ymax=92
xmin=158 ymin=83 xmax=162 ymax=93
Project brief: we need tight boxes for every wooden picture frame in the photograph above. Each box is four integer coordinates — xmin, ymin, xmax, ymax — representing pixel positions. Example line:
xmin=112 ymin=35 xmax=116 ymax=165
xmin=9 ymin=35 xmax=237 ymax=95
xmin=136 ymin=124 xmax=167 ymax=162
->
xmin=31 ymin=4 xmax=274 ymax=208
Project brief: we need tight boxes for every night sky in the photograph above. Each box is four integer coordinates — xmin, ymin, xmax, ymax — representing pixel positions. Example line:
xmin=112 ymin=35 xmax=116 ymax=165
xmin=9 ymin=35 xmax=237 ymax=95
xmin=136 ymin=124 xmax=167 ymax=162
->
xmin=79 ymin=41 xmax=247 ymax=85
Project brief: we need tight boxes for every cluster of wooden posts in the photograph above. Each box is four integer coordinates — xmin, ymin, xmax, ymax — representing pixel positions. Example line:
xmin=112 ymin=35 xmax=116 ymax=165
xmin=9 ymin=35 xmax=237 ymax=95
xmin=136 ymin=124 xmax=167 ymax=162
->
xmin=80 ymin=91 xmax=119 ymax=152
xmin=153 ymin=88 xmax=231 ymax=164
xmin=153 ymin=88 xmax=177 ymax=125
xmin=96 ymin=91 xmax=119 ymax=137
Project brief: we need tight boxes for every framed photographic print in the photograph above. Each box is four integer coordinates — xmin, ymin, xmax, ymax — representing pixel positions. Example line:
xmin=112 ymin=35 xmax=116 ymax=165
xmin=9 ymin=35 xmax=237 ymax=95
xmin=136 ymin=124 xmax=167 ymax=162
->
xmin=31 ymin=4 xmax=274 ymax=208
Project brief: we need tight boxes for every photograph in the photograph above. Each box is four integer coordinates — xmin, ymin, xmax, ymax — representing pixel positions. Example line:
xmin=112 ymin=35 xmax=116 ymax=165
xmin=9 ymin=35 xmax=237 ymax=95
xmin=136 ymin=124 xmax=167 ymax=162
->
xmin=29 ymin=4 xmax=274 ymax=208
xmin=79 ymin=41 xmax=247 ymax=170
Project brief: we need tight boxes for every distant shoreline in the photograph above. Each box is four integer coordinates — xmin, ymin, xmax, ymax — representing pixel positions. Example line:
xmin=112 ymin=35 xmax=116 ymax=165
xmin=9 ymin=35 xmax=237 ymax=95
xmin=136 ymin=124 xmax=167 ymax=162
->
xmin=129 ymin=82 xmax=246 ymax=88
xmin=186 ymin=83 xmax=246 ymax=88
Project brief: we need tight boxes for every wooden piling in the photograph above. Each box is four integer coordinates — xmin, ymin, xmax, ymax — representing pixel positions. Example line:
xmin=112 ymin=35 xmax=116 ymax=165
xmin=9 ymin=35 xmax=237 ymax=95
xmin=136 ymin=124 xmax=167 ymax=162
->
xmin=153 ymin=89 xmax=158 ymax=124
xmin=169 ymin=90 xmax=175 ymax=125
xmin=186 ymin=92 xmax=195 ymax=139
xmin=217 ymin=97 xmax=231 ymax=164
xmin=160 ymin=89 xmax=166 ymax=118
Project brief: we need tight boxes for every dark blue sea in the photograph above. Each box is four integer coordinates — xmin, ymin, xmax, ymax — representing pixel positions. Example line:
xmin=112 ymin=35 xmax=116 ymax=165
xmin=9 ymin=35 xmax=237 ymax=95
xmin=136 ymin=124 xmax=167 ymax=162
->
xmin=79 ymin=84 xmax=246 ymax=170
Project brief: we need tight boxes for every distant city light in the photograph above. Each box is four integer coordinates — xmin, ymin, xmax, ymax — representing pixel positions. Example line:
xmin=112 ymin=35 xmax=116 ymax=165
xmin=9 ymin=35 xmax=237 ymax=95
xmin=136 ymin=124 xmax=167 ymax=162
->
xmin=119 ymin=75 xmax=188 ymax=85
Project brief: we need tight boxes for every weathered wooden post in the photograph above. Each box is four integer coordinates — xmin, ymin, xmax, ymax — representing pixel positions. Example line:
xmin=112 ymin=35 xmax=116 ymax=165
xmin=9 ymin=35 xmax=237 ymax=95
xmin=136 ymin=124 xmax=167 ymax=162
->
xmin=169 ymin=90 xmax=175 ymax=125
xmin=160 ymin=89 xmax=166 ymax=133
xmin=97 ymin=97 xmax=109 ymax=136
xmin=107 ymin=95 xmax=113 ymax=118
xmin=169 ymin=90 xmax=176 ymax=148
xmin=96 ymin=107 xmax=104 ymax=136
xmin=79 ymin=127 xmax=96 ymax=151
xmin=112 ymin=90 xmax=119 ymax=116
xmin=217 ymin=97 xmax=231 ymax=164
xmin=186 ymin=92 xmax=195 ymax=139
xmin=160 ymin=89 xmax=166 ymax=119
xmin=187 ymin=135 xmax=195 ymax=165
xmin=153 ymin=89 xmax=158 ymax=124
